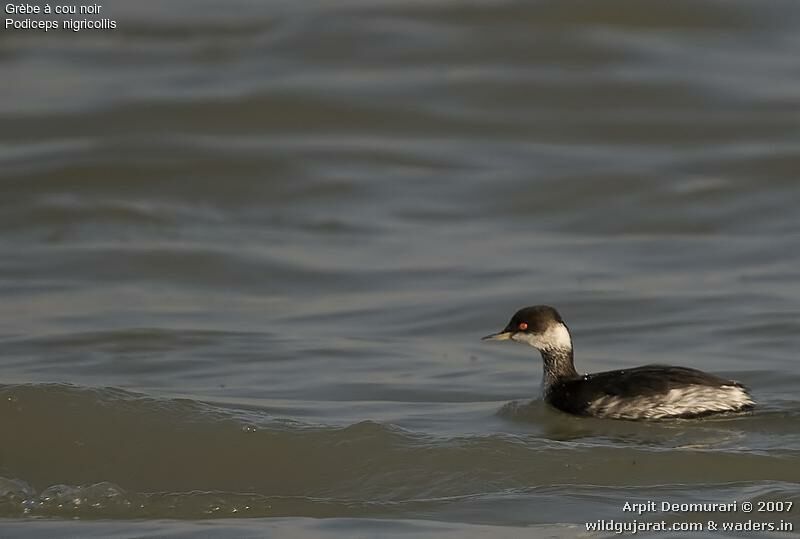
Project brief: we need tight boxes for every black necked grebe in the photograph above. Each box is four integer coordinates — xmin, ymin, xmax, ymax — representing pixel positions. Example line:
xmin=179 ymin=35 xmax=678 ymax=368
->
xmin=482 ymin=305 xmax=754 ymax=420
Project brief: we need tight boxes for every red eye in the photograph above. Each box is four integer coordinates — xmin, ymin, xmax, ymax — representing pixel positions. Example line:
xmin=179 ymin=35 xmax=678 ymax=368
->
xmin=518 ymin=322 xmax=528 ymax=330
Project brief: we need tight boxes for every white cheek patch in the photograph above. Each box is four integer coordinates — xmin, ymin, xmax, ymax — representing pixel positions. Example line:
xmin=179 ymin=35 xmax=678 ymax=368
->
xmin=511 ymin=332 xmax=541 ymax=347
xmin=586 ymin=385 xmax=755 ymax=419
xmin=512 ymin=323 xmax=572 ymax=351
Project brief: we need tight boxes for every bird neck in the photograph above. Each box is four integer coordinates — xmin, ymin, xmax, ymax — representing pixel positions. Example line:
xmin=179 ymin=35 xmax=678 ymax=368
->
xmin=539 ymin=346 xmax=579 ymax=391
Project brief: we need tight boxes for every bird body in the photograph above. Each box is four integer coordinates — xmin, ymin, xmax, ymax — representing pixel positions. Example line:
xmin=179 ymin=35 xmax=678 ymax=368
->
xmin=483 ymin=305 xmax=754 ymax=420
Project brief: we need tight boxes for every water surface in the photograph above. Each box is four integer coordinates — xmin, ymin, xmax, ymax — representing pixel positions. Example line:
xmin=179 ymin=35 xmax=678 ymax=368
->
xmin=2 ymin=0 xmax=800 ymax=537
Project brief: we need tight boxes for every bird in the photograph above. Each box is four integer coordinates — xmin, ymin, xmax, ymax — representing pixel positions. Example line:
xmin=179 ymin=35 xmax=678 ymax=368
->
xmin=482 ymin=305 xmax=754 ymax=420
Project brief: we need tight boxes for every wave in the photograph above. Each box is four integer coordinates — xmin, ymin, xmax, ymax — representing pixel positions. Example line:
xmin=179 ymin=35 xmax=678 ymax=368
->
xmin=2 ymin=383 xmax=800 ymax=520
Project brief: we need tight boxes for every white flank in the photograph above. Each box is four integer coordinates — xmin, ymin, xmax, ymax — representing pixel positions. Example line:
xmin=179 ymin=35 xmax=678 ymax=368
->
xmin=586 ymin=384 xmax=754 ymax=419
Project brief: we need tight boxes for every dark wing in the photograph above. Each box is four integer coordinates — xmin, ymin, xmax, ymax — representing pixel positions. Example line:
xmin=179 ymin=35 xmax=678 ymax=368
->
xmin=547 ymin=365 xmax=746 ymax=416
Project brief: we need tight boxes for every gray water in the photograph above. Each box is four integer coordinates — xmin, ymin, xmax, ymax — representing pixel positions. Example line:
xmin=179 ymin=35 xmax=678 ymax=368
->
xmin=2 ymin=0 xmax=800 ymax=537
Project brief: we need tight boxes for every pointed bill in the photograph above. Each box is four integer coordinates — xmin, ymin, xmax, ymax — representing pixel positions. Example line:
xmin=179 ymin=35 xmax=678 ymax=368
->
xmin=481 ymin=331 xmax=512 ymax=341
